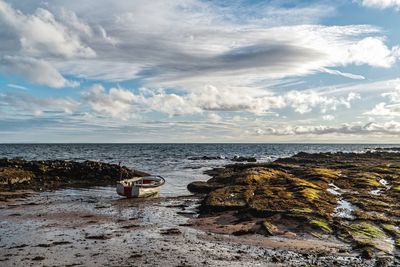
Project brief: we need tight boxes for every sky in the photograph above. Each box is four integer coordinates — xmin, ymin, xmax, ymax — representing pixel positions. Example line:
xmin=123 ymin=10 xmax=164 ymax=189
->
xmin=1 ymin=0 xmax=400 ymax=143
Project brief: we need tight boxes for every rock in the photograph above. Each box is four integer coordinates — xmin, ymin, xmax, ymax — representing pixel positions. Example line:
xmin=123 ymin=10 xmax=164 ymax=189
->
xmin=121 ymin=224 xmax=140 ymax=229
xmin=375 ymin=257 xmax=394 ymax=267
xmin=187 ymin=181 xmax=224 ymax=194
xmin=232 ymin=228 xmax=255 ymax=236
xmin=188 ymin=156 xmax=224 ymax=160
xmin=271 ymin=255 xmax=280 ymax=263
xmin=231 ymin=156 xmax=257 ymax=163
xmin=347 ymin=222 xmax=392 ymax=253
xmin=85 ymin=234 xmax=111 ymax=240
xmin=262 ymin=220 xmax=279 ymax=235
xmin=0 ymin=158 xmax=149 ymax=194
xmin=203 ymin=185 xmax=249 ymax=211
xmin=361 ymin=248 xmax=374 ymax=259
xmin=160 ymin=228 xmax=182 ymax=235
xmin=189 ymin=151 xmax=400 ymax=258
xmin=32 ymin=256 xmax=45 ymax=261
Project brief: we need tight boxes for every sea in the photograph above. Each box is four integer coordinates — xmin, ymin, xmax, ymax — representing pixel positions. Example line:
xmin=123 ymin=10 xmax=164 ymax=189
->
xmin=0 ymin=143 xmax=397 ymax=196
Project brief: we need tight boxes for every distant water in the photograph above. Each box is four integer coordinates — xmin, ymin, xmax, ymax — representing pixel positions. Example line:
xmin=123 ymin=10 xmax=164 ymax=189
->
xmin=0 ymin=143 xmax=397 ymax=196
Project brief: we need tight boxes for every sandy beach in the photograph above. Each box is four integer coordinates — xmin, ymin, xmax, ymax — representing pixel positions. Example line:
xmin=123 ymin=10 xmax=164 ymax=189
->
xmin=0 ymin=187 xmax=374 ymax=267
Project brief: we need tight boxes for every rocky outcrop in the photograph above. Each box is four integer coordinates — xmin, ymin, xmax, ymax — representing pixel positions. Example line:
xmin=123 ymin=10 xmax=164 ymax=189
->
xmin=188 ymin=151 xmax=400 ymax=259
xmin=188 ymin=155 xmax=257 ymax=162
xmin=188 ymin=156 xmax=225 ymax=160
xmin=231 ymin=156 xmax=257 ymax=163
xmin=0 ymin=158 xmax=149 ymax=192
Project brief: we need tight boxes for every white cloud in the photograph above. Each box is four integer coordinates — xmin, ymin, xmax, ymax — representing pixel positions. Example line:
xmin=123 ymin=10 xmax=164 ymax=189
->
xmin=321 ymin=68 xmax=365 ymax=80
xmin=154 ymin=86 xmax=358 ymax=115
xmin=0 ymin=91 xmax=79 ymax=115
xmin=56 ymin=61 xmax=144 ymax=82
xmin=207 ymin=113 xmax=222 ymax=123
xmin=0 ymin=0 xmax=97 ymax=88
xmin=81 ymin=84 xmax=138 ymax=119
xmin=252 ymin=121 xmax=400 ymax=136
xmin=284 ymin=91 xmax=359 ymax=114
xmin=145 ymin=92 xmax=202 ymax=116
xmin=0 ymin=1 xmax=96 ymax=59
xmin=81 ymin=84 xmax=360 ymax=117
xmin=1 ymin=0 xmax=399 ymax=91
xmin=381 ymin=83 xmax=400 ymax=102
xmin=1 ymin=56 xmax=79 ymax=88
xmin=365 ymin=81 xmax=400 ymax=117
xmin=365 ymin=102 xmax=400 ymax=117
xmin=322 ymin=115 xmax=335 ymax=121
xmin=7 ymin=83 xmax=28 ymax=90
xmin=57 ymin=7 xmax=93 ymax=38
xmin=347 ymin=37 xmax=400 ymax=68
xmin=361 ymin=0 xmax=400 ymax=9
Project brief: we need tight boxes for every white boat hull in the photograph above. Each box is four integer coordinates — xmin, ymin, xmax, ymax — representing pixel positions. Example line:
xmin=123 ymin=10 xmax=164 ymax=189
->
xmin=116 ymin=176 xmax=165 ymax=198
xmin=117 ymin=183 xmax=160 ymax=198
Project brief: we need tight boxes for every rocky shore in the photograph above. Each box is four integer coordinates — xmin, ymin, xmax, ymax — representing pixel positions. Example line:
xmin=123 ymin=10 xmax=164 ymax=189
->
xmin=188 ymin=151 xmax=400 ymax=264
xmin=2 ymin=152 xmax=400 ymax=266
xmin=0 ymin=158 xmax=148 ymax=198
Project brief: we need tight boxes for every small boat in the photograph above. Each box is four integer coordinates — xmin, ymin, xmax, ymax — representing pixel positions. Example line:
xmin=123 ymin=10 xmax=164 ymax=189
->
xmin=116 ymin=176 xmax=165 ymax=198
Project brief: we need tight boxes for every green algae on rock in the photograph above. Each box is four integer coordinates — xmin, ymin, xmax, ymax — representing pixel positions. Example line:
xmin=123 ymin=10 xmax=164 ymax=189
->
xmin=309 ymin=219 xmax=333 ymax=233
xmin=188 ymin=151 xmax=400 ymax=258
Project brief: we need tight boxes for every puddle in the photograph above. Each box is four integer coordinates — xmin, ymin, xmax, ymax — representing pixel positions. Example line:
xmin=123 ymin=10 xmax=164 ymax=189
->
xmin=379 ymin=179 xmax=389 ymax=187
xmin=333 ymin=199 xmax=355 ymax=219
xmin=370 ymin=189 xmax=382 ymax=196
xmin=369 ymin=179 xmax=391 ymax=196
xmin=327 ymin=183 xmax=344 ymax=196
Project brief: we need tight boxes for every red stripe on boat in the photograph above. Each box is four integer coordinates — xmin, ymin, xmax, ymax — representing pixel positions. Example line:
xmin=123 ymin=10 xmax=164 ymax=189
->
xmin=124 ymin=186 xmax=132 ymax=197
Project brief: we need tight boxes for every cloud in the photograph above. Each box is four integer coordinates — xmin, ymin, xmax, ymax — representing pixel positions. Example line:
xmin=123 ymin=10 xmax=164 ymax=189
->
xmin=381 ymin=83 xmax=400 ymax=102
xmin=365 ymin=102 xmax=400 ymax=117
xmin=321 ymin=68 xmax=365 ymax=80
xmin=136 ymin=86 xmax=359 ymax=117
xmin=1 ymin=0 xmax=399 ymax=91
xmin=364 ymin=81 xmax=400 ymax=117
xmin=322 ymin=115 xmax=335 ymax=121
xmin=7 ymin=83 xmax=28 ymax=90
xmin=284 ymin=91 xmax=360 ymax=114
xmin=81 ymin=84 xmax=360 ymax=117
xmin=253 ymin=121 xmax=400 ymax=136
xmin=56 ymin=61 xmax=144 ymax=82
xmin=347 ymin=37 xmax=400 ymax=68
xmin=0 ymin=1 xmax=95 ymax=59
xmin=81 ymin=84 xmax=138 ymax=119
xmin=143 ymin=24 xmax=399 ymax=92
xmin=1 ymin=56 xmax=79 ymax=88
xmin=361 ymin=0 xmax=400 ymax=9
xmin=0 ymin=91 xmax=79 ymax=115
xmin=0 ymin=0 xmax=96 ymax=88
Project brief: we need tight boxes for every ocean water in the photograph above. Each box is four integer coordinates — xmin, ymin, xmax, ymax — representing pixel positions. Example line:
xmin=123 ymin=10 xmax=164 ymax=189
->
xmin=0 ymin=143 xmax=397 ymax=196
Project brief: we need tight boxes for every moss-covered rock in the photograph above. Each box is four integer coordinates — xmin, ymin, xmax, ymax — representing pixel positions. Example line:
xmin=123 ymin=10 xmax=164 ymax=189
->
xmin=193 ymin=151 xmax=400 ymax=257
xmin=381 ymin=224 xmax=400 ymax=249
xmin=347 ymin=222 xmax=393 ymax=253
xmin=309 ymin=219 xmax=332 ymax=233
xmin=203 ymin=185 xmax=249 ymax=211
xmin=187 ymin=181 xmax=224 ymax=194
xmin=0 ymin=168 xmax=35 ymax=185
xmin=262 ymin=220 xmax=279 ymax=235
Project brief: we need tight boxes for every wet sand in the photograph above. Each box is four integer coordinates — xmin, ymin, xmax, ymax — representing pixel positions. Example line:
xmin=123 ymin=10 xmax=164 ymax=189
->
xmin=0 ymin=187 xmax=378 ymax=266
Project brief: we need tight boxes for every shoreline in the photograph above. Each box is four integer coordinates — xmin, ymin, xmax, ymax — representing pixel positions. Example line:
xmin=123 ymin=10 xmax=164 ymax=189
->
xmin=2 ymin=151 xmax=400 ymax=266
